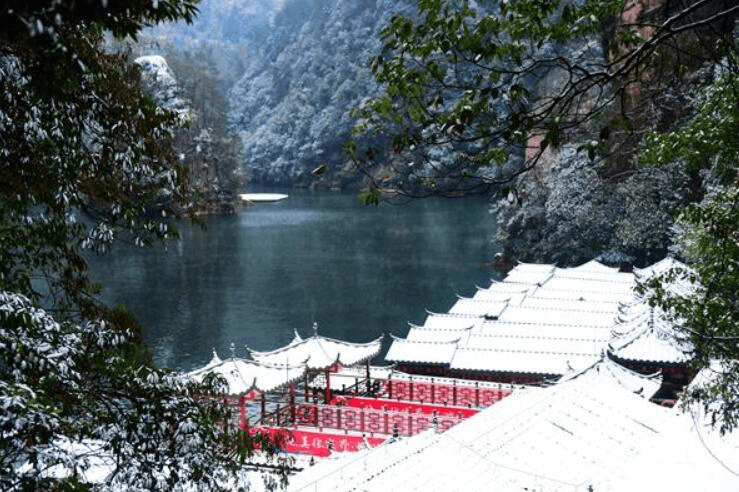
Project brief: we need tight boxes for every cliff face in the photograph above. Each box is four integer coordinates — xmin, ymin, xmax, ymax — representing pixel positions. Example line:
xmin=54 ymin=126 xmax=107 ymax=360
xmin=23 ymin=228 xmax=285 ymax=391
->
xmin=492 ymin=5 xmax=732 ymax=267
xmin=135 ymin=55 xmax=245 ymax=215
xmin=226 ymin=0 xmax=415 ymax=188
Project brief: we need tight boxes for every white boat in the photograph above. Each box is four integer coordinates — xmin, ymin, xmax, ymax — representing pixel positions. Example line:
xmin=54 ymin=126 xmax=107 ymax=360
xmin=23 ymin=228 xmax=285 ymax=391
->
xmin=239 ymin=193 xmax=288 ymax=203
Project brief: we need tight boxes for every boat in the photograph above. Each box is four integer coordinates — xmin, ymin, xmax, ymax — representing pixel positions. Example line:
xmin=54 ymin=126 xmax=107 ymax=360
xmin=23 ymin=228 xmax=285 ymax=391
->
xmin=239 ymin=193 xmax=288 ymax=203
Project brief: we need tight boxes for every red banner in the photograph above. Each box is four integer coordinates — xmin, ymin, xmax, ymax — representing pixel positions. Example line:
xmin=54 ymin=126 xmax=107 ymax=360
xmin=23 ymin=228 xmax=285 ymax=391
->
xmin=252 ymin=427 xmax=385 ymax=457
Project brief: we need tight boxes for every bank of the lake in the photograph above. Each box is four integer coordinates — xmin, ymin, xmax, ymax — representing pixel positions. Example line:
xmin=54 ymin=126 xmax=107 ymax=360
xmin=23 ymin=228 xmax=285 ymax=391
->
xmin=88 ymin=190 xmax=502 ymax=371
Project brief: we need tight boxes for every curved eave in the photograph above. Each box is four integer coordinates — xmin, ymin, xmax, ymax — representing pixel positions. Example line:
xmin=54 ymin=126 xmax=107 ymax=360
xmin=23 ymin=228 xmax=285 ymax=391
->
xmin=187 ymin=358 xmax=308 ymax=395
xmin=249 ymin=334 xmax=384 ymax=371
xmin=606 ymin=348 xmax=691 ymax=368
xmin=385 ymin=335 xmax=458 ymax=364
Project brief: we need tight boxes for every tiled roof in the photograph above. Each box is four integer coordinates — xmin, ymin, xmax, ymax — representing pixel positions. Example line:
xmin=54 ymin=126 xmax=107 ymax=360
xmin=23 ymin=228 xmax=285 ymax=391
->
xmin=609 ymin=308 xmax=692 ymax=364
xmin=385 ymin=258 xmax=695 ymax=377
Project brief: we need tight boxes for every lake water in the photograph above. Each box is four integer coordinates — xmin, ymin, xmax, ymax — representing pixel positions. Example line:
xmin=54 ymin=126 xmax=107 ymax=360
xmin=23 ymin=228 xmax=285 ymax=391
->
xmin=88 ymin=190 xmax=503 ymax=371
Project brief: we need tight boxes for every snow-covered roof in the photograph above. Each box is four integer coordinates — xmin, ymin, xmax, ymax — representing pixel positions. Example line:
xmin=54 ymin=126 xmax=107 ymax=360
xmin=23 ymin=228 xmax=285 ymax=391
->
xmin=535 ymin=275 xmax=635 ymax=294
xmin=421 ymin=312 xmax=482 ymax=330
xmin=449 ymin=347 xmax=599 ymax=375
xmin=476 ymin=321 xmax=611 ymax=340
xmin=495 ymin=305 xmax=616 ymax=326
xmin=187 ymin=349 xmax=306 ymax=394
xmin=502 ymin=269 xmax=554 ymax=285
xmin=608 ymin=309 xmax=693 ymax=365
xmin=616 ymin=365 xmax=739 ymax=491
xmin=248 ymin=325 xmax=383 ymax=370
xmin=447 ymin=298 xmax=508 ymax=317
xmin=385 ymin=259 xmax=699 ymax=377
xmin=405 ymin=324 xmax=472 ymax=343
xmin=385 ymin=336 xmax=458 ymax=365
xmin=288 ymin=359 xmax=682 ymax=492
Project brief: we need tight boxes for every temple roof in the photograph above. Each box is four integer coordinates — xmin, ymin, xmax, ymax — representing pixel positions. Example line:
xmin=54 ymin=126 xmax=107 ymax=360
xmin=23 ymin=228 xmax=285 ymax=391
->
xmin=247 ymin=324 xmax=383 ymax=370
xmin=187 ymin=349 xmax=306 ymax=394
xmin=386 ymin=258 xmax=697 ymax=377
xmin=608 ymin=308 xmax=693 ymax=365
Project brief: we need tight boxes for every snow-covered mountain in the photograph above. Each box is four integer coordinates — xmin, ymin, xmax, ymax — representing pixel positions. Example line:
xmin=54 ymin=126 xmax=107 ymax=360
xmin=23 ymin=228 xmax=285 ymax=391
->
xmin=144 ymin=0 xmax=414 ymax=188
xmin=226 ymin=0 xmax=415 ymax=187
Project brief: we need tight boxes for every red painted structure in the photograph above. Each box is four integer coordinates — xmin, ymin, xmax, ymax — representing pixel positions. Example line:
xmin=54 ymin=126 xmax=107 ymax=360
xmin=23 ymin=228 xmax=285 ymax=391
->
xmin=251 ymin=427 xmax=386 ymax=457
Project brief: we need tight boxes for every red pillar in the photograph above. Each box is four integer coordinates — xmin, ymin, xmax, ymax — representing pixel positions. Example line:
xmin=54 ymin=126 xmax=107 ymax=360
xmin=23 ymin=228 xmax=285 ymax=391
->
xmin=239 ymin=395 xmax=247 ymax=431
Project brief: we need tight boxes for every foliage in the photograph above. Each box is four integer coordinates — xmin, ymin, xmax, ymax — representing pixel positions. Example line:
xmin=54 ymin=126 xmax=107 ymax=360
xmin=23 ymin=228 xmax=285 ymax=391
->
xmin=350 ymin=0 xmax=739 ymax=196
xmin=642 ymin=67 xmax=739 ymax=434
xmin=0 ymin=1 xmax=282 ymax=489
xmin=0 ymin=1 xmax=201 ymax=318
xmin=0 ymin=291 xmax=285 ymax=490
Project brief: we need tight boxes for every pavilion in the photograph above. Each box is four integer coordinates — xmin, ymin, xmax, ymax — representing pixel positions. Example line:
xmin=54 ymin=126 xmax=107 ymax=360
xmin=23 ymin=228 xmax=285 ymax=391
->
xmin=247 ymin=323 xmax=384 ymax=404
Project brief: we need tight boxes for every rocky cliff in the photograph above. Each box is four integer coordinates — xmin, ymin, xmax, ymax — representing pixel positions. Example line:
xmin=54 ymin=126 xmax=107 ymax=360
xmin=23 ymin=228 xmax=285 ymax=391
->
xmin=135 ymin=55 xmax=245 ymax=214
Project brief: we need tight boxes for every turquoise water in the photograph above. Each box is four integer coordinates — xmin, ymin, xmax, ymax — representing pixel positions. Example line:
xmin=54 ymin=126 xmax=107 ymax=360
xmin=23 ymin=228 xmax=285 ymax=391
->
xmin=88 ymin=190 xmax=502 ymax=371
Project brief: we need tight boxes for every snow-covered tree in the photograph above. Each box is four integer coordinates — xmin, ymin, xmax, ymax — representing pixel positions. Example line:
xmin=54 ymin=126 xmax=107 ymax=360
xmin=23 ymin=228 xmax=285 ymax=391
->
xmin=642 ymin=66 xmax=739 ymax=434
xmin=0 ymin=2 xmax=280 ymax=490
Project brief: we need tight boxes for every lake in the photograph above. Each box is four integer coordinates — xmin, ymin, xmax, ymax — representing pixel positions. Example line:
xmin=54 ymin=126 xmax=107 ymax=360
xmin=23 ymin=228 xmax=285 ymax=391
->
xmin=88 ymin=190 xmax=503 ymax=371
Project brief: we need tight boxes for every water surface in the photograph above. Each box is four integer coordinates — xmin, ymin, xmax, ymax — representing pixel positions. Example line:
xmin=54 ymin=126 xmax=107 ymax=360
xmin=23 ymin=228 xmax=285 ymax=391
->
xmin=89 ymin=190 xmax=502 ymax=371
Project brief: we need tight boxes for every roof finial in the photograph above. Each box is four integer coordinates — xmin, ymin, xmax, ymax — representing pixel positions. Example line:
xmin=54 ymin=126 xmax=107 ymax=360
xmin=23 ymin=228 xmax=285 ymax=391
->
xmin=313 ymin=321 xmax=318 ymax=336
xmin=229 ymin=342 xmax=236 ymax=359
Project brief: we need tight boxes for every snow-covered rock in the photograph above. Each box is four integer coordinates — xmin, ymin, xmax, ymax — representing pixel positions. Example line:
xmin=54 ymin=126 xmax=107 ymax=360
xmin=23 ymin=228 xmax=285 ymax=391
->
xmin=134 ymin=55 xmax=191 ymax=119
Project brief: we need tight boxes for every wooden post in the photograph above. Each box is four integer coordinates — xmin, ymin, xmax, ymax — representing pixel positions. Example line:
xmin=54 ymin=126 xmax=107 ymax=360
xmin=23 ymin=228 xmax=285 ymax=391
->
xmin=337 ymin=407 xmax=342 ymax=431
xmin=304 ymin=371 xmax=309 ymax=401
xmin=324 ymin=368 xmax=331 ymax=403
xmin=261 ymin=393 xmax=266 ymax=424
xmin=409 ymin=376 xmax=414 ymax=402
xmin=388 ymin=374 xmax=393 ymax=400
xmin=360 ymin=409 xmax=365 ymax=434
xmin=453 ymin=380 xmax=457 ymax=406
xmin=475 ymin=381 xmax=480 ymax=407
xmin=431 ymin=378 xmax=435 ymax=404
xmin=289 ymin=384 xmax=296 ymax=424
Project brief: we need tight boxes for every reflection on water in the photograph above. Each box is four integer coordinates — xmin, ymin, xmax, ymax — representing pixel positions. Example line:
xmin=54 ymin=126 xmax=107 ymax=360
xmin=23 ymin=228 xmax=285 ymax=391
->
xmin=88 ymin=189 xmax=502 ymax=371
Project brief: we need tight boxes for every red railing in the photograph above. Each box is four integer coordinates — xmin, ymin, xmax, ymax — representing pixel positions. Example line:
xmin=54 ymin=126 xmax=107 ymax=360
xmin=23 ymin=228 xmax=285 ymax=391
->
xmin=339 ymin=396 xmax=478 ymax=419
xmin=285 ymin=402 xmax=465 ymax=437
xmin=382 ymin=379 xmax=510 ymax=407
